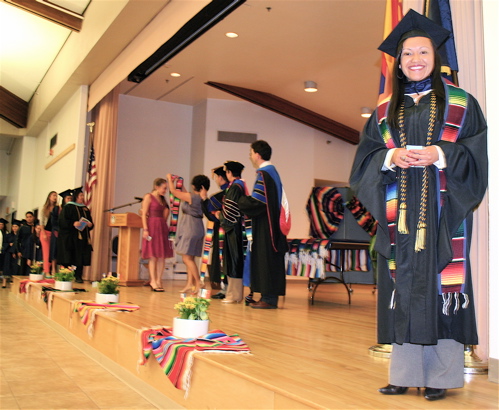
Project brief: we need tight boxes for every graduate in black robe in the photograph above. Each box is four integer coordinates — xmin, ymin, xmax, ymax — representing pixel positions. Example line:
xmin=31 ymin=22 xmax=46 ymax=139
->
xmin=58 ymin=187 xmax=93 ymax=283
xmin=219 ymin=161 xmax=247 ymax=304
xmin=201 ymin=166 xmax=229 ymax=298
xmin=350 ymin=10 xmax=488 ymax=401
xmin=2 ymin=220 xmax=21 ymax=287
xmin=239 ymin=140 xmax=289 ymax=309
xmin=18 ymin=212 xmax=35 ymax=275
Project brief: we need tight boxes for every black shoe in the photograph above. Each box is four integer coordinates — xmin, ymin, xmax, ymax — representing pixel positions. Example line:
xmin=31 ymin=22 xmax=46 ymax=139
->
xmin=424 ymin=388 xmax=446 ymax=401
xmin=211 ymin=292 xmax=226 ymax=299
xmin=75 ymin=278 xmax=84 ymax=283
xmin=378 ymin=384 xmax=409 ymax=395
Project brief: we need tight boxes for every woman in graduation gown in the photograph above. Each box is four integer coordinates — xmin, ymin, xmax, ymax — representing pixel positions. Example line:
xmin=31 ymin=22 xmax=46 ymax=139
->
xmin=349 ymin=10 xmax=487 ymax=401
xmin=58 ymin=188 xmax=93 ymax=283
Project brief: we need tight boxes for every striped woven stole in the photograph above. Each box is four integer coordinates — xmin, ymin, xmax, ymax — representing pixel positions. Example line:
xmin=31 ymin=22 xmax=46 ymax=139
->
xmin=379 ymin=79 xmax=469 ymax=309
xmin=199 ymin=221 xmax=214 ymax=283
xmin=168 ymin=176 xmax=184 ymax=240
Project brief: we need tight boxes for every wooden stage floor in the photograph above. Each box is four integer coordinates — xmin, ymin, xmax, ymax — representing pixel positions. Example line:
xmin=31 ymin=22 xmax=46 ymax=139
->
xmin=10 ymin=277 xmax=498 ymax=409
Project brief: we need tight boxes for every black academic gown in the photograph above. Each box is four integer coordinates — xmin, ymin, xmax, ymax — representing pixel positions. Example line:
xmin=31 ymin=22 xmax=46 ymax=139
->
xmin=220 ymin=180 xmax=246 ymax=279
xmin=239 ymin=171 xmax=287 ymax=296
xmin=3 ymin=232 xmax=20 ymax=277
xmin=201 ymin=188 xmax=226 ymax=284
xmin=350 ymin=92 xmax=488 ymax=345
xmin=58 ymin=203 xmax=93 ymax=267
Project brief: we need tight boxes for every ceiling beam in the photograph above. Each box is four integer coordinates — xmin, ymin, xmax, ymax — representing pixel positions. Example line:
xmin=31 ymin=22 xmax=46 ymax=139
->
xmin=206 ymin=82 xmax=360 ymax=145
xmin=0 ymin=86 xmax=28 ymax=128
xmin=5 ymin=0 xmax=83 ymax=31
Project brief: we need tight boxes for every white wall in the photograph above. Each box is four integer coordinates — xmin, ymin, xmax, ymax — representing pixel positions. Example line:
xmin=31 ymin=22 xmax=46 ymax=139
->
xmin=1 ymin=87 xmax=88 ymax=219
xmin=115 ymin=95 xmax=194 ymax=215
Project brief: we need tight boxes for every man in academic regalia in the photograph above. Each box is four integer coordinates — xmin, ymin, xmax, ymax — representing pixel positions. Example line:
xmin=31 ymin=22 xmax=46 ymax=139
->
xmin=201 ymin=166 xmax=229 ymax=298
xmin=58 ymin=187 xmax=93 ymax=283
xmin=238 ymin=140 xmax=290 ymax=309
xmin=219 ymin=161 xmax=247 ymax=304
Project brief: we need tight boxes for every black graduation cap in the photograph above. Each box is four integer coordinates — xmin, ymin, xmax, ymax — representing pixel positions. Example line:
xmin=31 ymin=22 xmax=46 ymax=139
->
xmin=0 ymin=218 xmax=8 ymax=225
xmin=212 ymin=166 xmax=226 ymax=177
xmin=73 ymin=186 xmax=83 ymax=197
xmin=11 ymin=219 xmax=22 ymax=226
xmin=59 ymin=188 xmax=73 ymax=199
xmin=378 ymin=9 xmax=450 ymax=57
xmin=224 ymin=161 xmax=245 ymax=175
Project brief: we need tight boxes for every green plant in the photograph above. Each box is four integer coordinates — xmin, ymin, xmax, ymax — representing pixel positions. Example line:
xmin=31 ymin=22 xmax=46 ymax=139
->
xmin=174 ymin=297 xmax=210 ymax=320
xmin=54 ymin=268 xmax=75 ymax=282
xmin=30 ymin=261 xmax=43 ymax=275
xmin=97 ymin=275 xmax=120 ymax=294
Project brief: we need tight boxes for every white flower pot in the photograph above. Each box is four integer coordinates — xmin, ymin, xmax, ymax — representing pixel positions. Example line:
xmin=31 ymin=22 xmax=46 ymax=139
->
xmin=95 ymin=293 xmax=119 ymax=304
xmin=55 ymin=280 xmax=73 ymax=291
xmin=29 ymin=273 xmax=44 ymax=281
xmin=173 ymin=317 xmax=209 ymax=339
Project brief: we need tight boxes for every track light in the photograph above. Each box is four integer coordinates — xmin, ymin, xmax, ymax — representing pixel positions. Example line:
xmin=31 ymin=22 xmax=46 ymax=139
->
xmin=361 ymin=107 xmax=373 ymax=118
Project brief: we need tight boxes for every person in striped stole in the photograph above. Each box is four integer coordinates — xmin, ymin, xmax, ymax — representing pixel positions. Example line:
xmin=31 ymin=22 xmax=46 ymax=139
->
xmin=219 ymin=161 xmax=247 ymax=304
xmin=239 ymin=140 xmax=289 ymax=309
xmin=350 ymin=10 xmax=487 ymax=401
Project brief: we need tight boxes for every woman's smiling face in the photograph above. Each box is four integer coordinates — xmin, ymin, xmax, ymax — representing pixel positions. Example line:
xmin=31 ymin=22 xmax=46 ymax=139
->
xmin=399 ymin=36 xmax=435 ymax=83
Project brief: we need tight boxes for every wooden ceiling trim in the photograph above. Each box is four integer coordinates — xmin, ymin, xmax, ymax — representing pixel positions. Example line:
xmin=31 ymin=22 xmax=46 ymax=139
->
xmin=0 ymin=86 xmax=28 ymax=128
xmin=206 ymin=82 xmax=359 ymax=145
xmin=6 ymin=0 xmax=83 ymax=31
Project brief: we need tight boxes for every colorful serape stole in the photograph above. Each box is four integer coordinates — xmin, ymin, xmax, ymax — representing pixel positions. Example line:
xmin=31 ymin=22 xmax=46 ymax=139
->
xmin=169 ymin=176 xmax=184 ymax=240
xmin=378 ymin=79 xmax=469 ymax=312
xmin=73 ymin=300 xmax=140 ymax=337
xmin=138 ymin=327 xmax=251 ymax=394
xmin=306 ymin=187 xmax=344 ymax=239
xmin=199 ymin=220 xmax=215 ymax=284
xmin=19 ymin=278 xmax=55 ymax=294
xmin=345 ymin=196 xmax=378 ymax=237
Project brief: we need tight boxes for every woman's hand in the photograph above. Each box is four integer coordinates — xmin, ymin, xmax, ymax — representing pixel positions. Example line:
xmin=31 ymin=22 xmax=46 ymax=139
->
xmin=406 ymin=146 xmax=438 ymax=166
xmin=392 ymin=148 xmax=412 ymax=169
xmin=74 ymin=221 xmax=81 ymax=228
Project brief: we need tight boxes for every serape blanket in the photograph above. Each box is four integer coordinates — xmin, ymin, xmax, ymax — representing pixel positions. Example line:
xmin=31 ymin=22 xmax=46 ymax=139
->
xmin=41 ymin=286 xmax=87 ymax=318
xmin=19 ymin=278 xmax=55 ymax=294
xmin=72 ymin=300 xmax=140 ymax=337
xmin=285 ymin=238 xmax=371 ymax=279
xmin=138 ymin=327 xmax=251 ymax=394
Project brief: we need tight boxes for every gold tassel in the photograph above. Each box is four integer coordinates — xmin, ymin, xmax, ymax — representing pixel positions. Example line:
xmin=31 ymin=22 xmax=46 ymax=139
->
xmin=415 ymin=224 xmax=426 ymax=252
xmin=398 ymin=203 xmax=409 ymax=234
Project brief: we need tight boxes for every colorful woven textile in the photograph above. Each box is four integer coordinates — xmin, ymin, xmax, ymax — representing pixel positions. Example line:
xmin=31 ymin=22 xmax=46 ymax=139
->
xmin=285 ymin=239 xmax=371 ymax=279
xmin=138 ymin=327 xmax=250 ymax=393
xmin=72 ymin=300 xmax=140 ymax=337
xmin=19 ymin=278 xmax=55 ymax=294
xmin=168 ymin=175 xmax=184 ymax=240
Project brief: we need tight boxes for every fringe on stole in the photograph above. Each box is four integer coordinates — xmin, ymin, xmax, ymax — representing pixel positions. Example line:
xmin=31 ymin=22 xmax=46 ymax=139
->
xmin=442 ymin=292 xmax=470 ymax=315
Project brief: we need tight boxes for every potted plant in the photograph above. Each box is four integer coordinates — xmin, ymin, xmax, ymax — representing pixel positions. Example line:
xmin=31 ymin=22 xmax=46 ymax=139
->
xmin=173 ymin=297 xmax=210 ymax=338
xmin=95 ymin=274 xmax=120 ymax=304
xmin=29 ymin=261 xmax=44 ymax=281
xmin=54 ymin=267 xmax=75 ymax=291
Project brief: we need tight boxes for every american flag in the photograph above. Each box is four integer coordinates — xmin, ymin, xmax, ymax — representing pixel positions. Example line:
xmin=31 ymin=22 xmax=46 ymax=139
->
xmin=83 ymin=143 xmax=97 ymax=208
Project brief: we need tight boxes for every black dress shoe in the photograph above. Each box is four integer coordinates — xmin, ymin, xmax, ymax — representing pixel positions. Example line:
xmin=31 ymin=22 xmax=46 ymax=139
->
xmin=378 ymin=384 xmax=409 ymax=395
xmin=424 ymin=388 xmax=446 ymax=401
xmin=211 ymin=292 xmax=226 ymax=299
xmin=75 ymin=278 xmax=84 ymax=284
xmin=249 ymin=300 xmax=277 ymax=309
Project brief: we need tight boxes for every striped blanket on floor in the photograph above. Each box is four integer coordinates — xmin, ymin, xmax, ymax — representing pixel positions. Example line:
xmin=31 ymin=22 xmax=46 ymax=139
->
xmin=72 ymin=300 xmax=140 ymax=337
xmin=138 ymin=327 xmax=251 ymax=393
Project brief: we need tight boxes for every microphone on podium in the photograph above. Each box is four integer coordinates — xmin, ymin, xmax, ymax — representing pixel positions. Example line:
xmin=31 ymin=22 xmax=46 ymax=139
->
xmin=134 ymin=197 xmax=143 ymax=202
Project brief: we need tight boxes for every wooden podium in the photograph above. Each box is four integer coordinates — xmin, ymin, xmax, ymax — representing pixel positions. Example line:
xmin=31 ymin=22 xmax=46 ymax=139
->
xmin=108 ymin=213 xmax=143 ymax=286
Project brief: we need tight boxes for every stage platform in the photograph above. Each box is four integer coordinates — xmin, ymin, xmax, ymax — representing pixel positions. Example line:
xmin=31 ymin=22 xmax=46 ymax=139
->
xmin=9 ymin=276 xmax=497 ymax=409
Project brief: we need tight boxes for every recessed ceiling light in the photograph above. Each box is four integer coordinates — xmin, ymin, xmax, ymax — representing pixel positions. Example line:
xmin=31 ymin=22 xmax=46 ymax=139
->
xmin=225 ymin=32 xmax=238 ymax=38
xmin=304 ymin=81 xmax=318 ymax=92
xmin=360 ymin=107 xmax=373 ymax=118
xmin=170 ymin=72 xmax=181 ymax=77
